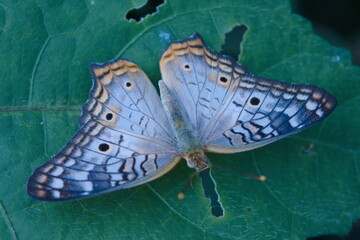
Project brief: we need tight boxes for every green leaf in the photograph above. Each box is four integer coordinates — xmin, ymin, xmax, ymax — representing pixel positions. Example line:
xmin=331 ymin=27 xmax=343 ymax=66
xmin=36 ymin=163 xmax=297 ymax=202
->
xmin=1 ymin=0 xmax=359 ymax=239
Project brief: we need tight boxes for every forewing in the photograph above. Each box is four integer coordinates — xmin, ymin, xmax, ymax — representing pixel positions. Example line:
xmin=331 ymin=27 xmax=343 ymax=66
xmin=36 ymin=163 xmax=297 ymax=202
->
xmin=28 ymin=59 xmax=180 ymax=201
xmin=80 ymin=59 xmax=175 ymax=144
xmin=160 ymin=33 xmax=248 ymax=134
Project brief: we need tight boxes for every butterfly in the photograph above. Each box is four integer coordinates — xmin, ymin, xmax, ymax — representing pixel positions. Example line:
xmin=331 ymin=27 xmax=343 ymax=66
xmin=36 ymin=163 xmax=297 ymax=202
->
xmin=28 ymin=33 xmax=337 ymax=204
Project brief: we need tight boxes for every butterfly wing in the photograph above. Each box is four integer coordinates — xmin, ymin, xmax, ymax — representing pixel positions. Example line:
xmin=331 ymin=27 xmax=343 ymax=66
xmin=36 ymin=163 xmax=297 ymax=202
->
xmin=203 ymin=76 xmax=337 ymax=153
xmin=28 ymin=59 xmax=180 ymax=201
xmin=159 ymin=33 xmax=336 ymax=153
xmin=160 ymin=33 xmax=249 ymax=133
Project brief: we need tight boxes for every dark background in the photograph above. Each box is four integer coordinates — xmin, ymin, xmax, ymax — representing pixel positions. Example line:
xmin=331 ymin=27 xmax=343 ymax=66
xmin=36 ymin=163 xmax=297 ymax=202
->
xmin=292 ymin=0 xmax=360 ymax=65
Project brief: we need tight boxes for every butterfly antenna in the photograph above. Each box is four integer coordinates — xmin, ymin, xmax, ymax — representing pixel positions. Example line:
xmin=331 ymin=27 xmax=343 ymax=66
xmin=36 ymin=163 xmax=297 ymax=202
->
xmin=177 ymin=177 xmax=192 ymax=200
xmin=211 ymin=163 xmax=266 ymax=181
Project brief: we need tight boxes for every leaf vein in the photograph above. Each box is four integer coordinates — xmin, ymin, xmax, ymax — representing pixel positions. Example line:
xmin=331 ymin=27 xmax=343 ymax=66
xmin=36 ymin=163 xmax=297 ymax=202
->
xmin=0 ymin=201 xmax=18 ymax=240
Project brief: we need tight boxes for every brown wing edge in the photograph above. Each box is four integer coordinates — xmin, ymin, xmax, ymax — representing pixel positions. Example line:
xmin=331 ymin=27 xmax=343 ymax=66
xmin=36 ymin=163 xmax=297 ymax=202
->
xmin=160 ymin=32 xmax=250 ymax=76
xmin=79 ymin=58 xmax=144 ymax=126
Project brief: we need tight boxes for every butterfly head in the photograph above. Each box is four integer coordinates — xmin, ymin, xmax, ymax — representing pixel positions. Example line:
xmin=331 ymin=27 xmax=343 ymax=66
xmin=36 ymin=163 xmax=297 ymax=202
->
xmin=184 ymin=151 xmax=210 ymax=171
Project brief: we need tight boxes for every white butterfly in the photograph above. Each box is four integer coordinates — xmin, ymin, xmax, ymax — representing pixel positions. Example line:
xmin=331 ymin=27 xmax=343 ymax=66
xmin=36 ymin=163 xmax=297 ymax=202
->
xmin=28 ymin=33 xmax=336 ymax=201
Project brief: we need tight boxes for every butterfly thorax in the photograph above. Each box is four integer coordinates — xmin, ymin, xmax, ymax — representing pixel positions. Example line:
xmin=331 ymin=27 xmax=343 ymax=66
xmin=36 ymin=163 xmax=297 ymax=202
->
xmin=175 ymin=127 xmax=208 ymax=170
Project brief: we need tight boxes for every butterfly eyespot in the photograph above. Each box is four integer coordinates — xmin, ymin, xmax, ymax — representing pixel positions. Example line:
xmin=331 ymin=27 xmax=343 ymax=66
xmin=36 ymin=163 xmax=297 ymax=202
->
xmin=250 ymin=97 xmax=260 ymax=106
xmin=105 ymin=113 xmax=113 ymax=120
xmin=220 ymin=77 xmax=228 ymax=83
xmin=183 ymin=64 xmax=191 ymax=71
xmin=124 ymin=81 xmax=135 ymax=91
xmin=98 ymin=143 xmax=110 ymax=152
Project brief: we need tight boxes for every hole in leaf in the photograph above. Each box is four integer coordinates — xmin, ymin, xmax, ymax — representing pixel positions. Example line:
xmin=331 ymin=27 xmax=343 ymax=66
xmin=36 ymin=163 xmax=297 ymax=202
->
xmin=126 ymin=0 xmax=165 ymax=22
xmin=250 ymin=97 xmax=260 ymax=106
xmin=198 ymin=168 xmax=224 ymax=217
xmin=106 ymin=113 xmax=113 ymax=120
xmin=220 ymin=24 xmax=248 ymax=61
xmin=98 ymin=143 xmax=110 ymax=152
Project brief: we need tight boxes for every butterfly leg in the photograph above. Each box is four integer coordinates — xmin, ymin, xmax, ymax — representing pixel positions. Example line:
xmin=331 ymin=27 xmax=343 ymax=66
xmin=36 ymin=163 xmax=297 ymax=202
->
xmin=187 ymin=164 xmax=210 ymax=188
